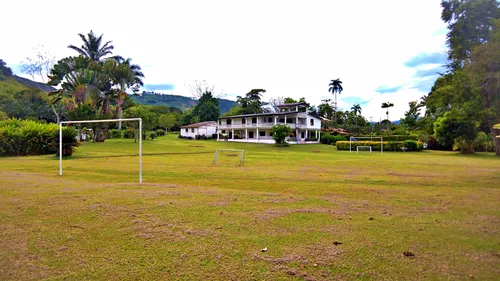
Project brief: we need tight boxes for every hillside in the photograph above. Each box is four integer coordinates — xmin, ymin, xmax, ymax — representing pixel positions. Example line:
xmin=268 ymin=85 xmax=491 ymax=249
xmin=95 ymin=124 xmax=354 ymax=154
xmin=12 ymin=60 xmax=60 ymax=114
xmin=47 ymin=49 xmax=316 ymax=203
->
xmin=131 ymin=92 xmax=237 ymax=113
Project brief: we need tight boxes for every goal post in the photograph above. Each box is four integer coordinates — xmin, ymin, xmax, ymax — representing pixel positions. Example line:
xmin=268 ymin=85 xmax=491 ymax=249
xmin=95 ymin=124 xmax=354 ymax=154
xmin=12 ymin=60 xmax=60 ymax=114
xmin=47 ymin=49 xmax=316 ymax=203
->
xmin=59 ymin=118 xmax=143 ymax=183
xmin=212 ymin=149 xmax=245 ymax=166
xmin=349 ymin=136 xmax=383 ymax=154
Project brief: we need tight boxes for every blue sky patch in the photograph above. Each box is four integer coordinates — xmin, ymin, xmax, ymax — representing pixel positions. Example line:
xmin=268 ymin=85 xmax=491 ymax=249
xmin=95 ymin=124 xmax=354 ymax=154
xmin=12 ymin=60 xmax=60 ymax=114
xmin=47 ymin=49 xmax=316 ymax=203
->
xmin=375 ymin=85 xmax=405 ymax=94
xmin=143 ymin=83 xmax=175 ymax=91
xmin=404 ymin=52 xmax=447 ymax=68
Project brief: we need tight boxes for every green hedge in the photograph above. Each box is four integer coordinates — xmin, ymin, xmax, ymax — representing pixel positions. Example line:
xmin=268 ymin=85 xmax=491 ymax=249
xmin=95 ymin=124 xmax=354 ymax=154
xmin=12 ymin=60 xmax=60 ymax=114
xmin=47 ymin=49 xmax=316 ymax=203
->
xmin=375 ymin=135 xmax=418 ymax=141
xmin=0 ymin=119 xmax=79 ymax=156
xmin=320 ymin=134 xmax=347 ymax=145
xmin=336 ymin=140 xmax=423 ymax=152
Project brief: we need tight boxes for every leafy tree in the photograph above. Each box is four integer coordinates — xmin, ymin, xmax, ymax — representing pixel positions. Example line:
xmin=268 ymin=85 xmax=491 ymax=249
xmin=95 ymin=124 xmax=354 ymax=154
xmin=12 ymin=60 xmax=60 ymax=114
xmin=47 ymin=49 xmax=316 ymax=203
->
xmin=284 ymin=97 xmax=297 ymax=103
xmin=68 ymin=30 xmax=116 ymax=62
xmin=270 ymin=124 xmax=292 ymax=144
xmin=441 ymin=0 xmax=500 ymax=69
xmin=328 ymin=78 xmax=343 ymax=124
xmin=434 ymin=111 xmax=478 ymax=153
xmin=0 ymin=59 xmax=13 ymax=77
xmin=401 ymin=101 xmax=422 ymax=131
xmin=159 ymin=112 xmax=180 ymax=131
xmin=235 ymin=89 xmax=265 ymax=114
xmin=191 ymin=91 xmax=220 ymax=121
xmin=318 ymin=99 xmax=334 ymax=120
xmin=465 ymin=19 xmax=500 ymax=142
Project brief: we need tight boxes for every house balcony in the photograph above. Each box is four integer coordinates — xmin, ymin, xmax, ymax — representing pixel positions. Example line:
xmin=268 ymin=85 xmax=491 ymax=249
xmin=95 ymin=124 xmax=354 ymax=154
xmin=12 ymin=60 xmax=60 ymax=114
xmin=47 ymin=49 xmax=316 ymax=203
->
xmin=218 ymin=123 xmax=309 ymax=130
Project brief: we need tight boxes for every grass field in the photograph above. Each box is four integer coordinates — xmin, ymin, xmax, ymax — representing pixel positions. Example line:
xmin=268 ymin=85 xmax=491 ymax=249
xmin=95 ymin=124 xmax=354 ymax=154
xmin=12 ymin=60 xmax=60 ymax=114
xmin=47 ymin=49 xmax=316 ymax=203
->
xmin=1 ymin=134 xmax=499 ymax=280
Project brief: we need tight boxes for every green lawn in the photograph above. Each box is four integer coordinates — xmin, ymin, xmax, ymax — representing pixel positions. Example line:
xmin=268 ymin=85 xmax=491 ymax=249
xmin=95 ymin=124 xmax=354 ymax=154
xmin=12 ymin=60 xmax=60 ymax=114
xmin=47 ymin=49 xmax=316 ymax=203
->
xmin=1 ymin=135 xmax=499 ymax=280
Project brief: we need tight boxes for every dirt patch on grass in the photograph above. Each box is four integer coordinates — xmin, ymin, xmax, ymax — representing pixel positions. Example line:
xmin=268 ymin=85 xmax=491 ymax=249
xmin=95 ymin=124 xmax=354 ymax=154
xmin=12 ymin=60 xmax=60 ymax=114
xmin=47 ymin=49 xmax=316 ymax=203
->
xmin=252 ymin=242 xmax=345 ymax=280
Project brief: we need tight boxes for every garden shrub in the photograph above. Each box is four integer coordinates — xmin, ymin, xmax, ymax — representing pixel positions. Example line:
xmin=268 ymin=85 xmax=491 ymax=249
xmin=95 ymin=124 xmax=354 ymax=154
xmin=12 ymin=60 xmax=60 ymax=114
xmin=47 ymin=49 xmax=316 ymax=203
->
xmin=0 ymin=119 xmax=79 ymax=156
xmin=336 ymin=141 xmax=410 ymax=151
xmin=149 ymin=131 xmax=157 ymax=140
xmin=123 ymin=128 xmax=135 ymax=139
xmin=320 ymin=134 xmax=346 ymax=145
xmin=109 ymin=129 xmax=122 ymax=139
xmin=156 ymin=129 xmax=166 ymax=136
xmin=378 ymin=135 xmax=418 ymax=141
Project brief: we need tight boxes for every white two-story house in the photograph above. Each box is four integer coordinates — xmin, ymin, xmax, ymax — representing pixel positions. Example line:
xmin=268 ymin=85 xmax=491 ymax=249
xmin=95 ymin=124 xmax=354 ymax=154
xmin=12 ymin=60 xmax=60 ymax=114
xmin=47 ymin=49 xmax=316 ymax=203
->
xmin=217 ymin=102 xmax=322 ymax=144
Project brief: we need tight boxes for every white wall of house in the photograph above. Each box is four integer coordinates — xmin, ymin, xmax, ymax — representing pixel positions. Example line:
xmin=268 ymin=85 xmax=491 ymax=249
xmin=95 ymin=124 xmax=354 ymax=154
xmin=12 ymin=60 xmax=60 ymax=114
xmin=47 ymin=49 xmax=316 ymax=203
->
xmin=181 ymin=125 xmax=217 ymax=138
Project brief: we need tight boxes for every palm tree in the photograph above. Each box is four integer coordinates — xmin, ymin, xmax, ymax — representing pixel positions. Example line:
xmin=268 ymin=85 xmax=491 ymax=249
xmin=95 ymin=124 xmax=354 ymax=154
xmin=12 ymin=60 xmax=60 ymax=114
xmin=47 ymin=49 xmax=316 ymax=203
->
xmin=351 ymin=104 xmax=361 ymax=125
xmin=68 ymin=30 xmax=115 ymax=62
xmin=105 ymin=58 xmax=144 ymax=130
xmin=328 ymin=79 xmax=343 ymax=124
xmin=381 ymin=102 xmax=394 ymax=129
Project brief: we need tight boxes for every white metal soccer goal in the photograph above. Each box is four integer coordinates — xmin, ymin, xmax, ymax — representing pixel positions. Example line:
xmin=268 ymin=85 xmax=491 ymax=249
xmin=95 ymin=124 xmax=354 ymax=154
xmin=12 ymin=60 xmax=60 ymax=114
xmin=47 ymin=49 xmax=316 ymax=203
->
xmin=349 ymin=136 xmax=383 ymax=154
xmin=212 ymin=149 xmax=245 ymax=166
xmin=59 ymin=118 xmax=143 ymax=183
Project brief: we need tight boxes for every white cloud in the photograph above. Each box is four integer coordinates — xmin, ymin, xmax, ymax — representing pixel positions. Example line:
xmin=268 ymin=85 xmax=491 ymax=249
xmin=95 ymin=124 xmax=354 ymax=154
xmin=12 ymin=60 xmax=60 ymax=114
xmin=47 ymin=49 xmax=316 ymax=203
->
xmin=1 ymin=0 xmax=448 ymax=120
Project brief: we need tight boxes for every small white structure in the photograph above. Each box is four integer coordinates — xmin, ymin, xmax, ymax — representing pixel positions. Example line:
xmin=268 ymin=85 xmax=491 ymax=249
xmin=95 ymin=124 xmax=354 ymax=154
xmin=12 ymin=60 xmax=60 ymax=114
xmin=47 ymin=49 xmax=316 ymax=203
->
xmin=180 ymin=121 xmax=217 ymax=138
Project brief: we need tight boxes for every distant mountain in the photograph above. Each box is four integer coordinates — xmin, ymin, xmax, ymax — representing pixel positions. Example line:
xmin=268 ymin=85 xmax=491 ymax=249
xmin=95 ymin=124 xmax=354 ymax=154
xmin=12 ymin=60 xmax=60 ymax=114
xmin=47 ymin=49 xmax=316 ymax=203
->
xmin=131 ymin=91 xmax=237 ymax=113
xmin=11 ymin=75 xmax=56 ymax=92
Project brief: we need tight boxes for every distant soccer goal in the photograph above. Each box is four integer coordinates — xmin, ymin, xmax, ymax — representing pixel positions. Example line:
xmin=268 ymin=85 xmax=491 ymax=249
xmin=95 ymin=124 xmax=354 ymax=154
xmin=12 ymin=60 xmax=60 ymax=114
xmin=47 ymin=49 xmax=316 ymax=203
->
xmin=349 ymin=136 xmax=383 ymax=154
xmin=59 ymin=118 xmax=143 ymax=183
xmin=212 ymin=149 xmax=245 ymax=166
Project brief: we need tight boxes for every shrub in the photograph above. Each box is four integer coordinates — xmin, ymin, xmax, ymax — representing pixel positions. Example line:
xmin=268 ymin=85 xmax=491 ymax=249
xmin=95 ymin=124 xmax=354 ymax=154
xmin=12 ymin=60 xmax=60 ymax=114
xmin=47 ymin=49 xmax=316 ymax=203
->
xmin=404 ymin=140 xmax=418 ymax=151
xmin=0 ymin=119 xmax=79 ymax=156
xmin=473 ymin=132 xmax=495 ymax=152
xmin=123 ymin=128 xmax=135 ymax=139
xmin=271 ymin=124 xmax=292 ymax=144
xmin=320 ymin=134 xmax=346 ymax=145
xmin=156 ymin=129 xmax=166 ymax=136
xmin=305 ymin=137 xmax=318 ymax=142
xmin=109 ymin=129 xmax=122 ymax=139
xmin=378 ymin=135 xmax=418 ymax=141
xmin=149 ymin=131 xmax=158 ymax=140
xmin=336 ymin=141 xmax=410 ymax=152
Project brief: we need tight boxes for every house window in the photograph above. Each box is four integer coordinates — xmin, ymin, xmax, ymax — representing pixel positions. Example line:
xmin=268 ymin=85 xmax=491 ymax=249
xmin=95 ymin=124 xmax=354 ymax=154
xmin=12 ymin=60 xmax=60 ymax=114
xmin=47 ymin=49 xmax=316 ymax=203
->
xmin=249 ymin=131 xmax=254 ymax=138
xmin=242 ymin=118 xmax=246 ymax=124
xmin=185 ymin=128 xmax=188 ymax=132
xmin=227 ymin=119 xmax=232 ymax=125
xmin=268 ymin=117 xmax=273 ymax=123
xmin=310 ymin=119 xmax=314 ymax=126
xmin=279 ymin=118 xmax=285 ymax=123
xmin=259 ymin=131 xmax=265 ymax=137
xmin=219 ymin=119 xmax=221 ymax=125
xmin=301 ymin=132 xmax=305 ymax=138
xmin=252 ymin=117 xmax=257 ymax=124
xmin=222 ymin=130 xmax=226 ymax=134
xmin=191 ymin=128 xmax=195 ymax=133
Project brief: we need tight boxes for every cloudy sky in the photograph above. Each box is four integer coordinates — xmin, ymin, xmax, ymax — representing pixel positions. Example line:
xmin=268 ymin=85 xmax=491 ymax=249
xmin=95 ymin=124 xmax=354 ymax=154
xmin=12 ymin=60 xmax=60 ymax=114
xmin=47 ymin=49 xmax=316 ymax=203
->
xmin=2 ymin=0 xmax=449 ymax=121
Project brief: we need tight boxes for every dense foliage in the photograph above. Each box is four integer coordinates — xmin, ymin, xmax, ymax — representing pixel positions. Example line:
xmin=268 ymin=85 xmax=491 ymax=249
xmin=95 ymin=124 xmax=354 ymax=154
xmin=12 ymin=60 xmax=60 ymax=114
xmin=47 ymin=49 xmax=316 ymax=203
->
xmin=0 ymin=119 xmax=78 ymax=156
xmin=270 ymin=124 xmax=292 ymax=144
xmin=336 ymin=141 xmax=423 ymax=152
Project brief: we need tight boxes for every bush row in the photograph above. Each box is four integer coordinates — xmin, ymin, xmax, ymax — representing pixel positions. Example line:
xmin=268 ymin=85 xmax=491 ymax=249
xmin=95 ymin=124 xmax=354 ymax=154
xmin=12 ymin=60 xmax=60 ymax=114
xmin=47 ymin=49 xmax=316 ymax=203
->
xmin=108 ymin=129 xmax=161 ymax=140
xmin=336 ymin=140 xmax=423 ymax=152
xmin=0 ymin=119 xmax=79 ymax=156
xmin=178 ymin=134 xmax=216 ymax=140
xmin=372 ymin=135 xmax=418 ymax=141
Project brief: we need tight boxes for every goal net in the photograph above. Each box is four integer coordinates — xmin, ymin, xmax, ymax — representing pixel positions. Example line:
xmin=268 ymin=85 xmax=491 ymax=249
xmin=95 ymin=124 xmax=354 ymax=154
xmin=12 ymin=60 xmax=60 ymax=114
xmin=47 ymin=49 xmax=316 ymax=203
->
xmin=59 ymin=118 xmax=143 ymax=182
xmin=212 ymin=149 xmax=245 ymax=166
xmin=349 ymin=136 xmax=383 ymax=153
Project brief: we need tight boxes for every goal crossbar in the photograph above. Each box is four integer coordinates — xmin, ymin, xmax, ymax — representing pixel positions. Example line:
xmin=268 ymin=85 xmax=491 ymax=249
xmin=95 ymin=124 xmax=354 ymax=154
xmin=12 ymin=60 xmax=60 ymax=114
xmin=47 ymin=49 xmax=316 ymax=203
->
xmin=59 ymin=118 xmax=143 ymax=183
xmin=349 ymin=136 xmax=383 ymax=153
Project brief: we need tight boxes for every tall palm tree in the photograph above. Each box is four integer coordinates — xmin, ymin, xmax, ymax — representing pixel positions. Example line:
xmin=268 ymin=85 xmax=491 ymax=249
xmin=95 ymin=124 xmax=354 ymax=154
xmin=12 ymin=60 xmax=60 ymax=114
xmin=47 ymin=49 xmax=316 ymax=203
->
xmin=68 ymin=30 xmax=115 ymax=62
xmin=328 ymin=79 xmax=343 ymax=124
xmin=351 ymin=104 xmax=361 ymax=125
xmin=105 ymin=58 xmax=144 ymax=129
xmin=381 ymin=102 xmax=394 ymax=129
